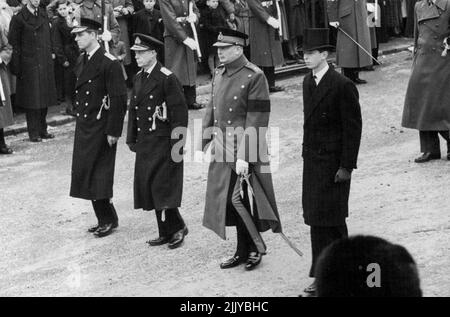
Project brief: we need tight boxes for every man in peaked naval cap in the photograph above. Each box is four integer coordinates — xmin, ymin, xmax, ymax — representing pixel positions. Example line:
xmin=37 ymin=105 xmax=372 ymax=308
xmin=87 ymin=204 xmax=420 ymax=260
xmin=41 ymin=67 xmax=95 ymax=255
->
xmin=197 ymin=28 xmax=282 ymax=271
xmin=70 ymin=17 xmax=127 ymax=238
xmin=301 ymin=28 xmax=362 ymax=296
xmin=127 ymin=33 xmax=189 ymax=249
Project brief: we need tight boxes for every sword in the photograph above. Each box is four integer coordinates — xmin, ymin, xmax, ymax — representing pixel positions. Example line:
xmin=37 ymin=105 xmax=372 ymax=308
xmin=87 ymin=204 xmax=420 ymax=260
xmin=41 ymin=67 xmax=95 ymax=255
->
xmin=188 ymin=1 xmax=202 ymax=61
xmin=337 ymin=25 xmax=381 ymax=65
xmin=241 ymin=174 xmax=304 ymax=258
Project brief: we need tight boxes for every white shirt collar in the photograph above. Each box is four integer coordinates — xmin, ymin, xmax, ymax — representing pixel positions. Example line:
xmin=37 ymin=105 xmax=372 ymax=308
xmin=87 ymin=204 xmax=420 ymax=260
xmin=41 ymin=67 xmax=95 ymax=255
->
xmin=313 ymin=63 xmax=329 ymax=85
xmin=145 ymin=61 xmax=157 ymax=75
xmin=87 ymin=43 xmax=101 ymax=60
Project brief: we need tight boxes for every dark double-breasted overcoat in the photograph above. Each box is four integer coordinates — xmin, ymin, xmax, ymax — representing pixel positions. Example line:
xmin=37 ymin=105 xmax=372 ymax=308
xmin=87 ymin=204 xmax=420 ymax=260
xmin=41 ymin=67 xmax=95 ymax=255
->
xmin=8 ymin=7 xmax=56 ymax=110
xmin=302 ymin=67 xmax=362 ymax=227
xmin=126 ymin=62 xmax=188 ymax=211
xmin=327 ymin=0 xmax=372 ymax=69
xmin=402 ymin=0 xmax=450 ymax=131
xmin=247 ymin=0 xmax=284 ymax=67
xmin=159 ymin=0 xmax=200 ymax=87
xmin=199 ymin=54 xmax=281 ymax=239
xmin=70 ymin=47 xmax=127 ymax=200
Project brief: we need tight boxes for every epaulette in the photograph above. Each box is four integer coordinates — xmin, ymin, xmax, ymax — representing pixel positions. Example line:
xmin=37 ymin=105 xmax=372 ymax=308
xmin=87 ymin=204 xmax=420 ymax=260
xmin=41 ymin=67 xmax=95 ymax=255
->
xmin=244 ymin=62 xmax=262 ymax=73
xmin=104 ymin=52 xmax=117 ymax=60
xmin=160 ymin=67 xmax=172 ymax=76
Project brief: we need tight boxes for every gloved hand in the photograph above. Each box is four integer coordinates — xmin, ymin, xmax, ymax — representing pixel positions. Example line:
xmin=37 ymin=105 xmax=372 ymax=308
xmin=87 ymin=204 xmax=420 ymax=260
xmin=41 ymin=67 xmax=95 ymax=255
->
xmin=183 ymin=37 xmax=197 ymax=51
xmin=186 ymin=13 xmax=197 ymax=24
xmin=107 ymin=135 xmax=119 ymax=147
xmin=334 ymin=167 xmax=352 ymax=183
xmin=267 ymin=16 xmax=280 ymax=29
xmin=194 ymin=150 xmax=204 ymax=163
xmin=236 ymin=159 xmax=249 ymax=176
xmin=329 ymin=21 xmax=340 ymax=28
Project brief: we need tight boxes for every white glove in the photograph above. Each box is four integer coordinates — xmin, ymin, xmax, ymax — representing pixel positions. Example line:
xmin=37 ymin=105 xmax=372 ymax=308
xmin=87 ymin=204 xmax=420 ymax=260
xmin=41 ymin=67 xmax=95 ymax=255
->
xmin=183 ymin=37 xmax=197 ymax=51
xmin=101 ymin=30 xmax=112 ymax=42
xmin=236 ymin=159 xmax=249 ymax=176
xmin=186 ymin=13 xmax=197 ymax=24
xmin=194 ymin=150 xmax=204 ymax=163
xmin=329 ymin=21 xmax=340 ymax=28
xmin=267 ymin=16 xmax=280 ymax=29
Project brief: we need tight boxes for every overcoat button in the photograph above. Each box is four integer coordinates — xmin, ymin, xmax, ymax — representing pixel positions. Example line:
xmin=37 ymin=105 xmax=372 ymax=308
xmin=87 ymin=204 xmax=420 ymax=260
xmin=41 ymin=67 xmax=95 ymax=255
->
xmin=147 ymin=107 xmax=151 ymax=110
xmin=148 ymin=117 xmax=152 ymax=121
xmin=227 ymin=120 xmax=231 ymax=124
xmin=137 ymin=117 xmax=140 ymax=121
xmin=150 ymin=95 xmax=153 ymax=99
xmin=233 ymin=96 xmax=237 ymax=100
xmin=229 ymin=108 xmax=233 ymax=112
xmin=138 ymin=128 xmax=141 ymax=131
xmin=135 ymin=106 xmax=138 ymax=110
xmin=149 ymin=128 xmax=152 ymax=131
xmin=241 ymin=85 xmax=245 ymax=88
xmin=84 ymin=114 xmax=87 ymax=118
xmin=86 ymin=91 xmax=90 ymax=95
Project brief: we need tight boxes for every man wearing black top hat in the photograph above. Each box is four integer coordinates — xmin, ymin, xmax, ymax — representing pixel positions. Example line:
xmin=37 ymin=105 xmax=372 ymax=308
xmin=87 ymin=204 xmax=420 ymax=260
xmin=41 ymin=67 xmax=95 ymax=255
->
xmin=197 ymin=28 xmax=282 ymax=271
xmin=301 ymin=28 xmax=362 ymax=296
xmin=69 ymin=18 xmax=127 ymax=238
xmin=127 ymin=33 xmax=189 ymax=249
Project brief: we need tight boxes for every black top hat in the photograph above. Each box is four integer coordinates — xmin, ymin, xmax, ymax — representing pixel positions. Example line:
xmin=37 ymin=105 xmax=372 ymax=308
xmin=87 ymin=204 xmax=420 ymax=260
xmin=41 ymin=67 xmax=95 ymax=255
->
xmin=213 ymin=28 xmax=248 ymax=47
xmin=303 ymin=28 xmax=335 ymax=52
xmin=130 ymin=33 xmax=164 ymax=51
xmin=71 ymin=18 xmax=102 ymax=34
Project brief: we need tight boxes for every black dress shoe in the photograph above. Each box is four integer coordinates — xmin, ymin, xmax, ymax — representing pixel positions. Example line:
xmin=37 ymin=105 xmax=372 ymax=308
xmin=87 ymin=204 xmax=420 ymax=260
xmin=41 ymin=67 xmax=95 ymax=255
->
xmin=87 ymin=224 xmax=100 ymax=233
xmin=41 ymin=133 xmax=55 ymax=139
xmin=147 ymin=236 xmax=170 ymax=246
xmin=269 ymin=86 xmax=285 ymax=93
xmin=245 ymin=252 xmax=262 ymax=271
xmin=0 ymin=146 xmax=13 ymax=154
xmin=93 ymin=223 xmax=115 ymax=238
xmin=168 ymin=226 xmax=188 ymax=249
xmin=352 ymin=78 xmax=367 ymax=84
xmin=30 ymin=137 xmax=42 ymax=142
xmin=188 ymin=102 xmax=205 ymax=110
xmin=220 ymin=255 xmax=246 ymax=269
xmin=414 ymin=152 xmax=440 ymax=163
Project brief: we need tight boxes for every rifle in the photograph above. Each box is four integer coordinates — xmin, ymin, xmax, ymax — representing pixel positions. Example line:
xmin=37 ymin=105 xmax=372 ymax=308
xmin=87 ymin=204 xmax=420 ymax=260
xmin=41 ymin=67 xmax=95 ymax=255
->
xmin=188 ymin=1 xmax=201 ymax=62
xmin=101 ymin=0 xmax=110 ymax=53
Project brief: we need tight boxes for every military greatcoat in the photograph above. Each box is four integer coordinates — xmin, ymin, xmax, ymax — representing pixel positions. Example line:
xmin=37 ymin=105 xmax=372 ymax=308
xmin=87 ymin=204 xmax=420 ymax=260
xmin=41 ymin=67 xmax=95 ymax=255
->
xmin=199 ymin=54 xmax=281 ymax=239
xmin=159 ymin=0 xmax=200 ymax=87
xmin=327 ymin=0 xmax=372 ymax=69
xmin=127 ymin=62 xmax=188 ymax=211
xmin=302 ymin=67 xmax=362 ymax=227
xmin=402 ymin=0 xmax=450 ymax=131
xmin=247 ymin=0 xmax=284 ymax=67
xmin=70 ymin=47 xmax=127 ymax=200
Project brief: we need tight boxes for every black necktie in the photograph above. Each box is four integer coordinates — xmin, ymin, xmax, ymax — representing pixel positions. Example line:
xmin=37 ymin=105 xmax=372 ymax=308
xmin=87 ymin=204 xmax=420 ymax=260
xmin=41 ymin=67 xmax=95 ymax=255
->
xmin=34 ymin=9 xmax=38 ymax=17
xmin=311 ymin=75 xmax=317 ymax=90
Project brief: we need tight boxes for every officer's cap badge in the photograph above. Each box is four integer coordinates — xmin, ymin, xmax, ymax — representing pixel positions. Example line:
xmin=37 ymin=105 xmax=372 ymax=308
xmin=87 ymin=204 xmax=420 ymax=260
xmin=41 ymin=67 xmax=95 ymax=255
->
xmin=135 ymin=36 xmax=141 ymax=45
xmin=218 ymin=32 xmax=224 ymax=41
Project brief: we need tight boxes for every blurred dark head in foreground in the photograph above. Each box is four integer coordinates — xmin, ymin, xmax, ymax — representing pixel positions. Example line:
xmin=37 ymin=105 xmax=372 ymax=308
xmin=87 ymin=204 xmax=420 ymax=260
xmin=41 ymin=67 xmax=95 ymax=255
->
xmin=315 ymin=235 xmax=422 ymax=297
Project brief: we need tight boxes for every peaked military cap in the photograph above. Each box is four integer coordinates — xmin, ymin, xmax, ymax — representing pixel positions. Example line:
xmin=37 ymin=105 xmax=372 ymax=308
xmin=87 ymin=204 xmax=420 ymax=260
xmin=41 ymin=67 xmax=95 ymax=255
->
xmin=71 ymin=18 xmax=102 ymax=34
xmin=130 ymin=33 xmax=164 ymax=51
xmin=213 ymin=28 xmax=248 ymax=47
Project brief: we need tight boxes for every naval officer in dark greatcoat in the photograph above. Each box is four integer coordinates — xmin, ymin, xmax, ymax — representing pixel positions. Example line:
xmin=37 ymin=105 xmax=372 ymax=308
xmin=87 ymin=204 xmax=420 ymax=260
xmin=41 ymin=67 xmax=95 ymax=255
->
xmin=127 ymin=33 xmax=189 ymax=249
xmin=70 ymin=18 xmax=127 ymax=238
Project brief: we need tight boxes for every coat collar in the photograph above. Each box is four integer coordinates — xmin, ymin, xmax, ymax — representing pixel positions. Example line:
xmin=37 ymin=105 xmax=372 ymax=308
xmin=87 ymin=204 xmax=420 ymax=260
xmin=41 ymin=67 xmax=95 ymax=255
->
xmin=21 ymin=6 xmax=47 ymax=25
xmin=417 ymin=0 xmax=447 ymax=22
xmin=135 ymin=61 xmax=162 ymax=104
xmin=304 ymin=66 xmax=334 ymax=123
xmin=224 ymin=54 xmax=248 ymax=77
xmin=76 ymin=46 xmax=105 ymax=88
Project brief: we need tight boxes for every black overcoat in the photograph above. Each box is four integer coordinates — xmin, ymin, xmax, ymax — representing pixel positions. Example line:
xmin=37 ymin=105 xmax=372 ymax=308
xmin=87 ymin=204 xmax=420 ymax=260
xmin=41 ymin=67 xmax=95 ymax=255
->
xmin=126 ymin=62 xmax=188 ymax=211
xmin=70 ymin=47 xmax=127 ymax=200
xmin=8 ymin=7 xmax=57 ymax=110
xmin=302 ymin=67 xmax=362 ymax=227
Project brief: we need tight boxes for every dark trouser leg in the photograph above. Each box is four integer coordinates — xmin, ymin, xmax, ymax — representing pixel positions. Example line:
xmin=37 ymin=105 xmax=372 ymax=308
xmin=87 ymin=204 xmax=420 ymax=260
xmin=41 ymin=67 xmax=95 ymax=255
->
xmin=155 ymin=208 xmax=185 ymax=237
xmin=235 ymin=213 xmax=251 ymax=257
xmin=419 ymin=131 xmax=441 ymax=155
xmin=183 ymin=85 xmax=196 ymax=106
xmin=309 ymin=224 xmax=348 ymax=278
xmin=110 ymin=202 xmax=119 ymax=226
xmin=39 ymin=108 xmax=48 ymax=136
xmin=92 ymin=199 xmax=115 ymax=225
xmin=342 ymin=68 xmax=354 ymax=81
xmin=0 ymin=128 xmax=5 ymax=146
xmin=261 ymin=66 xmax=275 ymax=88
xmin=26 ymin=109 xmax=40 ymax=139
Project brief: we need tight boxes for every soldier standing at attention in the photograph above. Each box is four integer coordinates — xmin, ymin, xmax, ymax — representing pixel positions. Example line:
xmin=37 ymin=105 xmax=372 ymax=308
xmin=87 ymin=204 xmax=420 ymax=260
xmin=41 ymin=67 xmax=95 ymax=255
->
xmin=301 ymin=28 xmax=362 ymax=296
xmin=197 ymin=28 xmax=282 ymax=271
xmin=70 ymin=18 xmax=127 ymax=238
xmin=402 ymin=0 xmax=450 ymax=163
xmin=127 ymin=33 xmax=189 ymax=249
xmin=159 ymin=0 xmax=204 ymax=110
